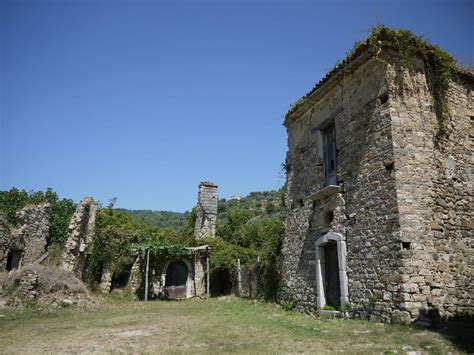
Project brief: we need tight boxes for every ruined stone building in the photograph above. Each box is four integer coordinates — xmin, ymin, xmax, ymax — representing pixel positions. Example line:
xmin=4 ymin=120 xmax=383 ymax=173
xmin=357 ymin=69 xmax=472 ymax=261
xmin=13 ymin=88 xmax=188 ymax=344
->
xmin=0 ymin=204 xmax=51 ymax=271
xmin=130 ymin=181 xmax=217 ymax=300
xmin=281 ymin=28 xmax=473 ymax=324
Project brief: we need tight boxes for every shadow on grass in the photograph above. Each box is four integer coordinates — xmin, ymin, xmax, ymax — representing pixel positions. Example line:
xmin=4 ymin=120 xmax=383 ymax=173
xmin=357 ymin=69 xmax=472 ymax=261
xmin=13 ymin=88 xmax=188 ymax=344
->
xmin=415 ymin=309 xmax=474 ymax=353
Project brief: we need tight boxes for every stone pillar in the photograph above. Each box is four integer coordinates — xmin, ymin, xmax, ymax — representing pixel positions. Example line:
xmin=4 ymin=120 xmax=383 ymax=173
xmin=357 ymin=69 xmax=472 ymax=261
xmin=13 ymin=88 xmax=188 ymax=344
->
xmin=194 ymin=181 xmax=218 ymax=239
xmin=60 ymin=197 xmax=97 ymax=279
xmin=128 ymin=255 xmax=142 ymax=298
xmin=99 ymin=265 xmax=113 ymax=294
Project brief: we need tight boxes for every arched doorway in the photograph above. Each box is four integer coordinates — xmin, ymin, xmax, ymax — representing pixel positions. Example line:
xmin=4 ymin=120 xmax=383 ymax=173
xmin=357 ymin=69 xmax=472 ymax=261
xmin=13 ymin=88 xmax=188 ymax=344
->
xmin=165 ymin=260 xmax=189 ymax=299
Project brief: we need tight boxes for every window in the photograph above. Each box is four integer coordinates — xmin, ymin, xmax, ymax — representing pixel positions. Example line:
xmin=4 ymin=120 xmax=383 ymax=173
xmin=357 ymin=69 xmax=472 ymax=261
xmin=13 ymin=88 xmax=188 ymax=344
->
xmin=323 ymin=124 xmax=337 ymax=186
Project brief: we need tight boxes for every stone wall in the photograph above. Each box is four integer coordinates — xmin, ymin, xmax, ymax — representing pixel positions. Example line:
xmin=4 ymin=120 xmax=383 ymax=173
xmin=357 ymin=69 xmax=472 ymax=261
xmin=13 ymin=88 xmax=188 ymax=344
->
xmin=281 ymin=48 xmax=473 ymax=323
xmin=194 ymin=181 xmax=218 ymax=239
xmin=282 ymin=56 xmax=402 ymax=320
xmin=0 ymin=213 xmax=14 ymax=271
xmin=386 ymin=60 xmax=473 ymax=322
xmin=60 ymin=197 xmax=97 ymax=279
xmin=16 ymin=204 xmax=51 ymax=264
xmin=0 ymin=204 xmax=51 ymax=271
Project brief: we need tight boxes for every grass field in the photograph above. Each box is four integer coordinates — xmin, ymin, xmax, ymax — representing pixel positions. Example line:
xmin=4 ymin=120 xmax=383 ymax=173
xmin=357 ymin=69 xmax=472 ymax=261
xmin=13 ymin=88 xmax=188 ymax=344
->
xmin=0 ymin=296 xmax=471 ymax=354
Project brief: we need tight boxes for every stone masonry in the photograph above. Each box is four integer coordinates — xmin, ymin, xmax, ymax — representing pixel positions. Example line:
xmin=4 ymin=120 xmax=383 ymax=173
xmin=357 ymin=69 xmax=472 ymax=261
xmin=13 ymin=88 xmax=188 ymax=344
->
xmin=0 ymin=204 xmax=51 ymax=271
xmin=281 ymin=31 xmax=473 ymax=324
xmin=60 ymin=197 xmax=97 ymax=279
xmin=194 ymin=181 xmax=218 ymax=239
xmin=16 ymin=204 xmax=52 ymax=264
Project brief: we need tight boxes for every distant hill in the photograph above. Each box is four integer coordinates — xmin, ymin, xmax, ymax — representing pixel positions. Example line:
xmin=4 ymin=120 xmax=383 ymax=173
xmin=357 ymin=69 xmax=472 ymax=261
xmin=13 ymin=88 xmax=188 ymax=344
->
xmin=115 ymin=209 xmax=190 ymax=231
xmin=217 ymin=189 xmax=285 ymax=223
xmin=118 ymin=189 xmax=285 ymax=231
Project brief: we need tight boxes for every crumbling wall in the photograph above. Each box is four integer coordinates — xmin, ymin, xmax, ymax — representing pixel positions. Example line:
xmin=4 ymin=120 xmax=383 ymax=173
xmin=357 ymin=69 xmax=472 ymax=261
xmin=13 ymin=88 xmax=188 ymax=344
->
xmin=194 ymin=182 xmax=218 ymax=239
xmin=0 ymin=213 xmax=14 ymax=271
xmin=60 ymin=197 xmax=97 ymax=279
xmin=16 ymin=204 xmax=51 ymax=264
xmin=0 ymin=204 xmax=51 ymax=271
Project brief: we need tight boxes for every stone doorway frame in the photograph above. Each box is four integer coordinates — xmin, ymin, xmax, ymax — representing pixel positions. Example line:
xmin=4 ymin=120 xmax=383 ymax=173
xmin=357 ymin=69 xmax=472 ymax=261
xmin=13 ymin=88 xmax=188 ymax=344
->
xmin=161 ymin=258 xmax=194 ymax=298
xmin=315 ymin=232 xmax=349 ymax=309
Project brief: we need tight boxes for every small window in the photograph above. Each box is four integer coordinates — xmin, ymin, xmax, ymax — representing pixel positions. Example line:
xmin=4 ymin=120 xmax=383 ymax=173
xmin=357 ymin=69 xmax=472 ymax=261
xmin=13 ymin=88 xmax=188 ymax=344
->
xmin=325 ymin=211 xmax=335 ymax=224
xmin=323 ymin=125 xmax=337 ymax=186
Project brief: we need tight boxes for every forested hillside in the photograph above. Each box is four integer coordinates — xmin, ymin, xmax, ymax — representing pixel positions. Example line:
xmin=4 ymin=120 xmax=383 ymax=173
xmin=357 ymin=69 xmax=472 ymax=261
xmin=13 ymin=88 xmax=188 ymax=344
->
xmin=119 ymin=189 xmax=285 ymax=231
xmin=116 ymin=209 xmax=190 ymax=231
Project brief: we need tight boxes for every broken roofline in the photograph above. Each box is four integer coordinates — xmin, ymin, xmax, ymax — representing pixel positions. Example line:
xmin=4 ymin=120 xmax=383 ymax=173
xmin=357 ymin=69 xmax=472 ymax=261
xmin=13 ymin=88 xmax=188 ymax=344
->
xmin=283 ymin=26 xmax=474 ymax=126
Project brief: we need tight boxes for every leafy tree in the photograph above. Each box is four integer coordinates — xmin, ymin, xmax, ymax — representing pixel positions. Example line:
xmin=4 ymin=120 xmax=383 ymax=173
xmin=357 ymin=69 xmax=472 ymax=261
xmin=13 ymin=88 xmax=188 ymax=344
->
xmin=86 ymin=204 xmax=138 ymax=284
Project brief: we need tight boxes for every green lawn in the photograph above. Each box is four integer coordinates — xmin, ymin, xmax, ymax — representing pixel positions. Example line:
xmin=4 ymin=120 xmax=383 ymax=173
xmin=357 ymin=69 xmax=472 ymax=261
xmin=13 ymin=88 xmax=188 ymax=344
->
xmin=0 ymin=297 xmax=470 ymax=354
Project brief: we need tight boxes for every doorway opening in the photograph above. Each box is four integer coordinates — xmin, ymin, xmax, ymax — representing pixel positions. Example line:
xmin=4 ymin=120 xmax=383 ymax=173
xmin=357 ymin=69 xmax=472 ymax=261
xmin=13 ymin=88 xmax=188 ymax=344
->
xmin=315 ymin=232 xmax=348 ymax=310
xmin=165 ymin=260 xmax=189 ymax=299
xmin=324 ymin=241 xmax=341 ymax=308
xmin=6 ymin=249 xmax=22 ymax=271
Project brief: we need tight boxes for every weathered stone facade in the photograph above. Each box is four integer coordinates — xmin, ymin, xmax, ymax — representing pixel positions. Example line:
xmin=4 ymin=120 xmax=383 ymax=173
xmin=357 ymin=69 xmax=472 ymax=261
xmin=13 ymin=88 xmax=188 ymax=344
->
xmin=0 ymin=204 xmax=51 ymax=272
xmin=281 ymin=38 xmax=473 ymax=324
xmin=194 ymin=181 xmax=218 ymax=239
xmin=60 ymin=197 xmax=97 ymax=279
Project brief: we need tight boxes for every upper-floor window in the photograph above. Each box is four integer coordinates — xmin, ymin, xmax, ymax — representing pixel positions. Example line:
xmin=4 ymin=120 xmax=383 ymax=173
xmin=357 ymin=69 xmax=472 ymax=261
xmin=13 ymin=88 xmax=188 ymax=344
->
xmin=323 ymin=124 xmax=337 ymax=186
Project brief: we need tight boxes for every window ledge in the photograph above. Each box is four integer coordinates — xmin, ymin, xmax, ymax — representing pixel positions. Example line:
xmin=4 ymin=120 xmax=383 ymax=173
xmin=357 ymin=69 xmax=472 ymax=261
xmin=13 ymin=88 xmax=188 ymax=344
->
xmin=308 ymin=185 xmax=341 ymax=201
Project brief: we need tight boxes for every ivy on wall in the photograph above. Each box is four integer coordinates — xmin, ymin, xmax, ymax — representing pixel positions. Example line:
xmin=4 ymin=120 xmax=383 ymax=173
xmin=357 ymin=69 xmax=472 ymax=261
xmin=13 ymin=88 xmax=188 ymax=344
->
xmin=287 ymin=26 xmax=458 ymax=140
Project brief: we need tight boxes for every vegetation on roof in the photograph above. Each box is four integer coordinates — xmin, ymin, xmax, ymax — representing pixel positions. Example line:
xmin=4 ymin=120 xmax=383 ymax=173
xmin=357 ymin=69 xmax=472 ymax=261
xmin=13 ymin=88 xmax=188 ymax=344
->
xmin=286 ymin=26 xmax=461 ymax=139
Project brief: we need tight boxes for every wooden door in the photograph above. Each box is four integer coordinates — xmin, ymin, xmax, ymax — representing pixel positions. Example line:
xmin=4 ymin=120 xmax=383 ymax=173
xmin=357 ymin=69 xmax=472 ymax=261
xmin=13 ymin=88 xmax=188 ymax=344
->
xmin=324 ymin=242 xmax=341 ymax=308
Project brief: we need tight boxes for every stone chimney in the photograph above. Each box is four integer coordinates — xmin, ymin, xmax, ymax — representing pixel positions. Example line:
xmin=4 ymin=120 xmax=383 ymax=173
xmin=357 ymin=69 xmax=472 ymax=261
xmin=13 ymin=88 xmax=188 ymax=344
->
xmin=194 ymin=181 xmax=218 ymax=239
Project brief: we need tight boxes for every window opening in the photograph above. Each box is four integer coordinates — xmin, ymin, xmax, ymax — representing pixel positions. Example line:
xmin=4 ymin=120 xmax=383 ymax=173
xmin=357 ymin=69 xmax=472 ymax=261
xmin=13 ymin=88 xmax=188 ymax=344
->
xmin=323 ymin=125 xmax=337 ymax=186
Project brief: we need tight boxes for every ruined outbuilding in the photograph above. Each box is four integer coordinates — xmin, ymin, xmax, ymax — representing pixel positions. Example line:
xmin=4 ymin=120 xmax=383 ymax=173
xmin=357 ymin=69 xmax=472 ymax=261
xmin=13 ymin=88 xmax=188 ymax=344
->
xmin=149 ymin=181 xmax=216 ymax=299
xmin=281 ymin=28 xmax=473 ymax=324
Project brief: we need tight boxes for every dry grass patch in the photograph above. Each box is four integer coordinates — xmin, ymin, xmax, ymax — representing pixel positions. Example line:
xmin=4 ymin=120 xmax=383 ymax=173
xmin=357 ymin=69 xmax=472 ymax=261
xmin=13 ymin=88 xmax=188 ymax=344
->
xmin=0 ymin=296 xmax=470 ymax=353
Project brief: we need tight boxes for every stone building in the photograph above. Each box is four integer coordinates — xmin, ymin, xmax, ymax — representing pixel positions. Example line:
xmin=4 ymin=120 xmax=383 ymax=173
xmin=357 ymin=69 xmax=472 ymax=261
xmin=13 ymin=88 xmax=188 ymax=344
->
xmin=281 ymin=28 xmax=473 ymax=324
xmin=0 ymin=204 xmax=51 ymax=271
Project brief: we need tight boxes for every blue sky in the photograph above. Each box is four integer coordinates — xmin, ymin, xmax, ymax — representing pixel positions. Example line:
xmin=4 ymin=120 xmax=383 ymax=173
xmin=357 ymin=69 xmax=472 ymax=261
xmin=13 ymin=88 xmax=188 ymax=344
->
xmin=1 ymin=0 xmax=472 ymax=212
